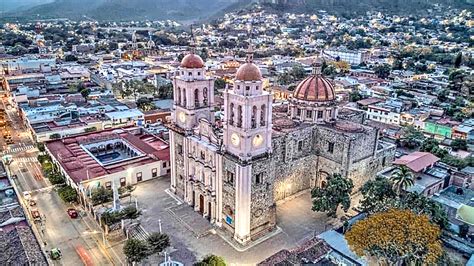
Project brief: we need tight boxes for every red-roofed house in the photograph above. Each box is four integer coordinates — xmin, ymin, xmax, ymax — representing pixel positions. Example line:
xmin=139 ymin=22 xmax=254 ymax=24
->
xmin=45 ymin=127 xmax=170 ymax=205
xmin=394 ymin=152 xmax=440 ymax=173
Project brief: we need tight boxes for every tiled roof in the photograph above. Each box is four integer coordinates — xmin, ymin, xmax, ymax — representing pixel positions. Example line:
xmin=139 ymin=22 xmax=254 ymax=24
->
xmin=394 ymin=152 xmax=439 ymax=172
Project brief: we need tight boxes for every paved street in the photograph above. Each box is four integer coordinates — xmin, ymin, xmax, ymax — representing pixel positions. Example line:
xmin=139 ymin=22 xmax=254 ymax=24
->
xmin=1 ymin=98 xmax=122 ymax=266
xmin=134 ymin=178 xmax=334 ymax=265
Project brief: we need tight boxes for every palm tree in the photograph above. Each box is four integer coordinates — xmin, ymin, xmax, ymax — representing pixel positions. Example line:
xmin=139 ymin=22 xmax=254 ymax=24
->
xmin=390 ymin=165 xmax=414 ymax=195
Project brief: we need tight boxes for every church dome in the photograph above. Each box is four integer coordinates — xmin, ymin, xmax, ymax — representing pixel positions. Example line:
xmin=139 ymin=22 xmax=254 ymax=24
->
xmin=292 ymin=59 xmax=335 ymax=102
xmin=235 ymin=62 xmax=262 ymax=81
xmin=181 ymin=53 xmax=205 ymax=68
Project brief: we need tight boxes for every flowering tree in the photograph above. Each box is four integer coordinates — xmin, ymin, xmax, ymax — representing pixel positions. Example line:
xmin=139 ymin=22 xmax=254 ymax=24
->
xmin=345 ymin=209 xmax=443 ymax=265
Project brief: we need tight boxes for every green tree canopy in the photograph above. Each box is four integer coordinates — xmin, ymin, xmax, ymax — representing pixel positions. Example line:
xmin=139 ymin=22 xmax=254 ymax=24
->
xmin=311 ymin=173 xmax=354 ymax=218
xmin=390 ymin=165 xmax=414 ymax=194
xmin=146 ymin=232 xmax=170 ymax=255
xmin=195 ymin=255 xmax=226 ymax=266
xmin=123 ymin=238 xmax=149 ymax=263
xmin=360 ymin=176 xmax=397 ymax=213
xmin=58 ymin=186 xmax=78 ymax=203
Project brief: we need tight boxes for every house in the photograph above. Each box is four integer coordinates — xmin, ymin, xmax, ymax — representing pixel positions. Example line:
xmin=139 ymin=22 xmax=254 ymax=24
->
xmin=45 ymin=127 xmax=170 ymax=208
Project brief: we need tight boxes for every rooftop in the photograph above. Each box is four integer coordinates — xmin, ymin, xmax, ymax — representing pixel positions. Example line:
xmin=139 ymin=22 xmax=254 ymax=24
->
xmin=394 ymin=152 xmax=440 ymax=172
xmin=45 ymin=127 xmax=169 ymax=184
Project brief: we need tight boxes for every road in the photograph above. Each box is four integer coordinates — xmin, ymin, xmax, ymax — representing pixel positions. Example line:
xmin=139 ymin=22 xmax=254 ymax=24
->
xmin=1 ymin=97 xmax=122 ymax=265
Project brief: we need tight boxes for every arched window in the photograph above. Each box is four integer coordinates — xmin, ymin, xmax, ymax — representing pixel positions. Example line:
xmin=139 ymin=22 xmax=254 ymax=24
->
xmin=229 ymin=103 xmax=234 ymax=125
xmin=194 ymin=89 xmax=199 ymax=108
xmin=182 ymin=88 xmax=187 ymax=106
xmin=176 ymin=87 xmax=181 ymax=106
xmin=203 ymin=87 xmax=208 ymax=106
xmin=251 ymin=106 xmax=257 ymax=129
xmin=260 ymin=105 xmax=266 ymax=126
xmin=237 ymin=105 xmax=242 ymax=128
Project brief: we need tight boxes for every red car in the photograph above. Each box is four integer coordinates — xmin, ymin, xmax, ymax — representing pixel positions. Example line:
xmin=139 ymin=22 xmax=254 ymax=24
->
xmin=67 ymin=208 xmax=78 ymax=219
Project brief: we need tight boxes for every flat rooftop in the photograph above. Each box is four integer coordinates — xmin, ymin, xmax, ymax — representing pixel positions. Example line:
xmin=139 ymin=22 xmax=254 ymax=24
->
xmin=46 ymin=127 xmax=170 ymax=184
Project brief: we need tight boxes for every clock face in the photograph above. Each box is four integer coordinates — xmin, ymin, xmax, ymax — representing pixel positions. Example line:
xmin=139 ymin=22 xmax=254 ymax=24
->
xmin=178 ymin=112 xmax=186 ymax=123
xmin=230 ymin=133 xmax=240 ymax=146
xmin=252 ymin=134 xmax=264 ymax=147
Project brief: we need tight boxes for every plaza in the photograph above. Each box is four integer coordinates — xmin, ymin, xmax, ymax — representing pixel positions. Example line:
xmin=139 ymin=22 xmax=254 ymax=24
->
xmin=133 ymin=177 xmax=336 ymax=265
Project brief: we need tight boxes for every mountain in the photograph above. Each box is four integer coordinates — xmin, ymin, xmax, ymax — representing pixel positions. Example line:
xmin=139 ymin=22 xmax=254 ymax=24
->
xmin=14 ymin=0 xmax=239 ymax=21
xmin=254 ymin=0 xmax=473 ymax=15
xmin=0 ymin=0 xmax=53 ymax=12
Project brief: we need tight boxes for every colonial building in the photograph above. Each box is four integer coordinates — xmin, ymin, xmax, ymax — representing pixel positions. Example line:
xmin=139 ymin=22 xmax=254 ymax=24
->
xmin=169 ymin=48 xmax=396 ymax=245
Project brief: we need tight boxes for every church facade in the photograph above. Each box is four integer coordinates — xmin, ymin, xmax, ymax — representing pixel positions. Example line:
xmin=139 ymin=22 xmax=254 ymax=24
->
xmin=169 ymin=49 xmax=396 ymax=245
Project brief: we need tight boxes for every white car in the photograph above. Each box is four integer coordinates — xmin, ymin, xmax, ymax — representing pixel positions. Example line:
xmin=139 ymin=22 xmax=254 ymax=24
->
xmin=22 ymin=191 xmax=31 ymax=200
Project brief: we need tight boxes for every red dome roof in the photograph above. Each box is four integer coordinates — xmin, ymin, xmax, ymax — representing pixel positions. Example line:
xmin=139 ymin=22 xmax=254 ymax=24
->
xmin=181 ymin=53 xmax=204 ymax=68
xmin=235 ymin=63 xmax=262 ymax=81
xmin=293 ymin=75 xmax=335 ymax=102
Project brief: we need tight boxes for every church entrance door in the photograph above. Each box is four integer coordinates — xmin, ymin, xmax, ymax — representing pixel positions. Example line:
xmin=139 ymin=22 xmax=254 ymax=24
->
xmin=199 ymin=195 xmax=204 ymax=214
xmin=208 ymin=202 xmax=212 ymax=221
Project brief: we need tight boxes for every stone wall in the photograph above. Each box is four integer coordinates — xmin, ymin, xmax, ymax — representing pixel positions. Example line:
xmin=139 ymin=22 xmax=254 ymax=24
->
xmin=221 ymin=157 xmax=237 ymax=231
xmin=172 ymin=132 xmax=186 ymax=198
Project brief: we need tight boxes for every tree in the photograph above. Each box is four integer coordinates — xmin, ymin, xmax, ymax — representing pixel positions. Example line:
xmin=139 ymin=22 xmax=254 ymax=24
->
xmin=195 ymin=255 xmax=226 ymax=266
xmin=373 ymin=64 xmax=391 ymax=79
xmin=451 ymin=139 xmax=467 ymax=151
xmin=360 ymin=176 xmax=396 ymax=213
xmin=91 ymin=187 xmax=113 ymax=205
xmin=454 ymin=52 xmax=462 ymax=68
xmin=400 ymin=125 xmax=424 ymax=148
xmin=58 ymin=186 xmax=78 ymax=203
xmin=64 ymin=54 xmax=78 ymax=62
xmin=214 ymin=78 xmax=226 ymax=91
xmin=399 ymin=192 xmax=449 ymax=230
xmin=345 ymin=209 xmax=443 ymax=265
xmin=459 ymin=223 xmax=469 ymax=238
xmin=48 ymin=172 xmax=65 ymax=185
xmin=146 ymin=232 xmax=170 ymax=255
xmin=123 ymin=238 xmax=149 ymax=264
xmin=311 ymin=173 xmax=354 ymax=218
xmin=390 ymin=165 xmax=414 ymax=194
xmin=349 ymin=90 xmax=362 ymax=102
xmin=49 ymin=133 xmax=61 ymax=140
xmin=37 ymin=143 xmax=45 ymax=153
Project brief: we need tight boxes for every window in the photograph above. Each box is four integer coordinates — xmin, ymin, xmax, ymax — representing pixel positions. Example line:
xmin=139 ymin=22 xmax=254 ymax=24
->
xmin=176 ymin=87 xmax=181 ymax=106
xmin=200 ymin=151 xmax=206 ymax=160
xmin=297 ymin=108 xmax=301 ymax=116
xmin=188 ymin=72 xmax=192 ymax=76
xmin=328 ymin=142 xmax=335 ymax=153
xmin=306 ymin=111 xmax=313 ymax=119
xmin=237 ymin=85 xmax=240 ymax=90
xmin=260 ymin=105 xmax=266 ymax=126
xmin=177 ymin=144 xmax=183 ymax=155
xmin=120 ymin=177 xmax=126 ymax=187
xmin=298 ymin=140 xmax=303 ymax=151
xmin=317 ymin=110 xmax=323 ymax=119
xmin=237 ymin=105 xmax=243 ymax=128
xmin=105 ymin=181 xmax=112 ymax=189
xmin=229 ymin=103 xmax=234 ymax=125
xmin=256 ymin=86 xmax=259 ymax=90
xmin=246 ymin=86 xmax=250 ymax=91
xmin=198 ymin=72 xmax=201 ymax=76
xmin=194 ymin=89 xmax=199 ymax=107
xmin=136 ymin=172 xmax=142 ymax=182
xmin=203 ymin=87 xmax=208 ymax=106
xmin=251 ymin=106 xmax=257 ymax=129
xmin=226 ymin=171 xmax=234 ymax=185
xmin=162 ymin=161 xmax=167 ymax=168
xmin=152 ymin=168 xmax=158 ymax=178
xmin=255 ymin=173 xmax=264 ymax=184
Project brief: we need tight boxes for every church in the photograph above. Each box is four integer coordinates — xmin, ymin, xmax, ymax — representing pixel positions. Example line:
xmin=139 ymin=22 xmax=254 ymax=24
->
xmin=168 ymin=47 xmax=396 ymax=245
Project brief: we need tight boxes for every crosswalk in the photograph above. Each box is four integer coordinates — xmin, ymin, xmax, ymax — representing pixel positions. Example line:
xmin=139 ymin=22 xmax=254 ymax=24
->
xmin=15 ymin=157 xmax=39 ymax=163
xmin=1 ymin=145 xmax=36 ymax=155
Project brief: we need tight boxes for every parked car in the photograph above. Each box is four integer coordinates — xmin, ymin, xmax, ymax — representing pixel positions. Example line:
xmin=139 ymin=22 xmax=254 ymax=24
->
xmin=31 ymin=209 xmax=41 ymax=222
xmin=67 ymin=208 xmax=78 ymax=219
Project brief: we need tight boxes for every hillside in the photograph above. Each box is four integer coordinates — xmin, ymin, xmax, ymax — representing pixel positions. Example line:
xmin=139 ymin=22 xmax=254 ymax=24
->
xmin=14 ymin=0 xmax=238 ymax=21
xmin=259 ymin=0 xmax=473 ymax=15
